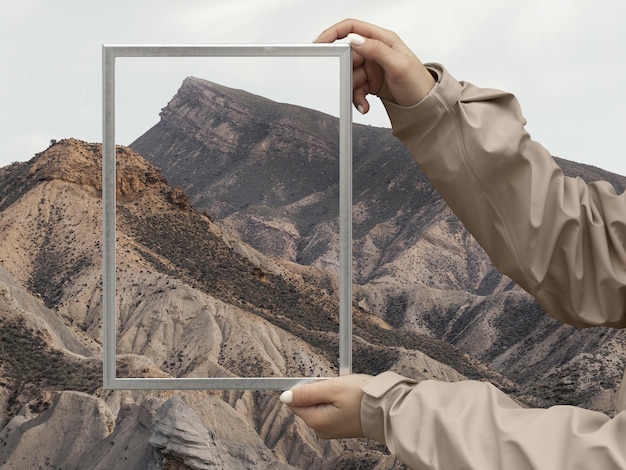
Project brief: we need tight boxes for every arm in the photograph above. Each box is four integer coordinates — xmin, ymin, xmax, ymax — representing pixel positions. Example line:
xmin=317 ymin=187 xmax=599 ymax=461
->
xmin=385 ymin=63 xmax=626 ymax=328
xmin=360 ymin=372 xmax=626 ymax=470
xmin=283 ymin=372 xmax=626 ymax=469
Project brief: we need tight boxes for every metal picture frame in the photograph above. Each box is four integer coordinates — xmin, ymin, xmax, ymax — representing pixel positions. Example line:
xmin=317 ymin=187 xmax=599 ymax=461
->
xmin=102 ymin=44 xmax=353 ymax=390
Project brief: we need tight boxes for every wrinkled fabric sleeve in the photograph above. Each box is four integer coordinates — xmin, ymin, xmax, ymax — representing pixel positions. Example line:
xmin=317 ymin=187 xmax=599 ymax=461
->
xmin=360 ymin=372 xmax=626 ymax=470
xmin=366 ymin=65 xmax=626 ymax=468
xmin=384 ymin=64 xmax=626 ymax=328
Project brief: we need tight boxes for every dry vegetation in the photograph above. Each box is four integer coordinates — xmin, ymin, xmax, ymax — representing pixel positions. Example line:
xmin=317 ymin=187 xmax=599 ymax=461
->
xmin=0 ymin=315 xmax=101 ymax=416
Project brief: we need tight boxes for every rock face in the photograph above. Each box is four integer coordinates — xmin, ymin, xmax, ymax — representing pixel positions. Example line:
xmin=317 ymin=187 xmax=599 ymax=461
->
xmin=0 ymin=391 xmax=116 ymax=469
xmin=0 ymin=138 xmax=495 ymax=469
xmin=149 ymin=397 xmax=222 ymax=469
xmin=131 ymin=77 xmax=626 ymax=413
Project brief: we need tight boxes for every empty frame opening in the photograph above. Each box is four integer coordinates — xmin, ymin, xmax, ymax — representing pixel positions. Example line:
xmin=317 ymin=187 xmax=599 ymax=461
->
xmin=102 ymin=44 xmax=352 ymax=390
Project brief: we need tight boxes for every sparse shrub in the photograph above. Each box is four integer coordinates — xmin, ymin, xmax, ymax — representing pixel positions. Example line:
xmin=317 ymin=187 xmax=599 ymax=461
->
xmin=0 ymin=316 xmax=101 ymax=396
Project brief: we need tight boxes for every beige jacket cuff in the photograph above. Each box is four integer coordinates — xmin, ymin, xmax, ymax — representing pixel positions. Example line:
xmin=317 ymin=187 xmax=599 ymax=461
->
xmin=360 ymin=371 xmax=418 ymax=444
xmin=381 ymin=63 xmax=455 ymax=135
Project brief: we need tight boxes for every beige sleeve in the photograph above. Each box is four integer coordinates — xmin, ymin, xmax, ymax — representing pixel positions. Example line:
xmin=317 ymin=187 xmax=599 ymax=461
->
xmin=383 ymin=63 xmax=626 ymax=328
xmin=360 ymin=372 xmax=626 ymax=469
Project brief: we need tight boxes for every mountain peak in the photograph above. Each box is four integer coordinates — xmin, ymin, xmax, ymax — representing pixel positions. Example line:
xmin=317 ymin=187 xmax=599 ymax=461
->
xmin=176 ymin=76 xmax=278 ymax=108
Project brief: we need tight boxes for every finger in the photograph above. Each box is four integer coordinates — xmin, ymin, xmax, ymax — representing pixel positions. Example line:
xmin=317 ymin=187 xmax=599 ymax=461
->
xmin=352 ymin=54 xmax=385 ymax=112
xmin=352 ymin=64 xmax=371 ymax=103
xmin=314 ymin=18 xmax=397 ymax=47
xmin=281 ymin=380 xmax=337 ymax=407
xmin=352 ymin=64 xmax=368 ymax=90
xmin=350 ymin=55 xmax=372 ymax=113
xmin=353 ymin=84 xmax=370 ymax=114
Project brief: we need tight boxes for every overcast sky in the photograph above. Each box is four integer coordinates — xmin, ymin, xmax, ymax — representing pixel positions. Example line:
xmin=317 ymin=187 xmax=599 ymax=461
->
xmin=2 ymin=0 xmax=626 ymax=177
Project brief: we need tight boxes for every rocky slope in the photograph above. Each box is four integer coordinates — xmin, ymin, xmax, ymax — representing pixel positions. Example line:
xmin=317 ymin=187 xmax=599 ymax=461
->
xmin=0 ymin=139 xmax=510 ymax=469
xmin=131 ymin=77 xmax=626 ymax=413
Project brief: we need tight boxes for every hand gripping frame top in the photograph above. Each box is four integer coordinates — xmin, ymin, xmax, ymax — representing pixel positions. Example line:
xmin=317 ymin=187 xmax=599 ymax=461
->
xmin=102 ymin=43 xmax=353 ymax=390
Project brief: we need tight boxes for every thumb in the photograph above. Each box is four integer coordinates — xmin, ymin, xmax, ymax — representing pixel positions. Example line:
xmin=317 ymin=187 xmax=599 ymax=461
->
xmin=280 ymin=380 xmax=333 ymax=407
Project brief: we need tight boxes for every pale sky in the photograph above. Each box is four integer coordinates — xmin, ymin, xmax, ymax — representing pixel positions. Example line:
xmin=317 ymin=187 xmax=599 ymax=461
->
xmin=2 ymin=0 xmax=626 ymax=176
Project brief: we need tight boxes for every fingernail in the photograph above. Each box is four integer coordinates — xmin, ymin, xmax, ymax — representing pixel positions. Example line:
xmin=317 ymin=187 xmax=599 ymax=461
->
xmin=279 ymin=390 xmax=293 ymax=404
xmin=347 ymin=33 xmax=366 ymax=46
xmin=357 ymin=104 xmax=365 ymax=115
xmin=311 ymin=34 xmax=320 ymax=43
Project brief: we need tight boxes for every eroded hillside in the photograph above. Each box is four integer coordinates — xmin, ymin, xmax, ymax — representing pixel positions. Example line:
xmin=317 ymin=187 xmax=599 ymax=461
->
xmin=0 ymin=138 xmax=511 ymax=469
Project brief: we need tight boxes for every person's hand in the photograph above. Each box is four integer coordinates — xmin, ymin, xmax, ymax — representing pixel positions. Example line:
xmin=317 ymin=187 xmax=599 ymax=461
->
xmin=315 ymin=18 xmax=435 ymax=114
xmin=280 ymin=374 xmax=372 ymax=439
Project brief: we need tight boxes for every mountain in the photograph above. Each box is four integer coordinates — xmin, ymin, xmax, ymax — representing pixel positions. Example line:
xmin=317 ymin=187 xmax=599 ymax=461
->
xmin=0 ymin=138 xmax=511 ymax=469
xmin=131 ymin=76 xmax=626 ymax=414
xmin=2 ymin=76 xmax=625 ymax=467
